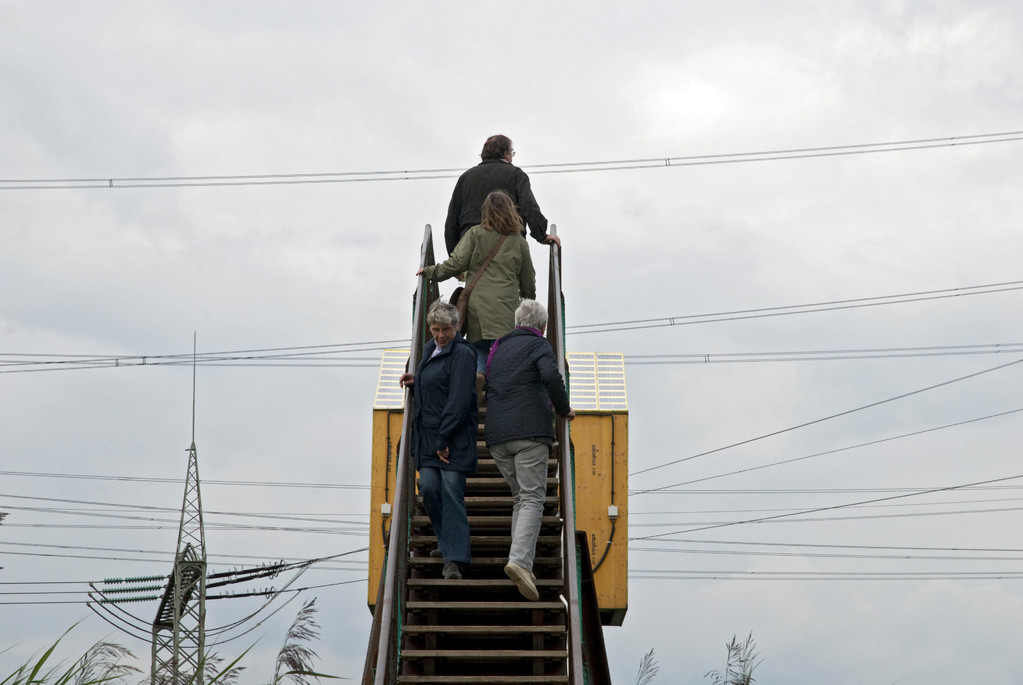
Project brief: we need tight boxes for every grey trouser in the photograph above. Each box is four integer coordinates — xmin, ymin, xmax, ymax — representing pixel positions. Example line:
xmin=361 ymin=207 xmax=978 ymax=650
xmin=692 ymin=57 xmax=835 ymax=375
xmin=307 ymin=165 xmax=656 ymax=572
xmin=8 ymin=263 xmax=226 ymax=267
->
xmin=490 ymin=438 xmax=549 ymax=571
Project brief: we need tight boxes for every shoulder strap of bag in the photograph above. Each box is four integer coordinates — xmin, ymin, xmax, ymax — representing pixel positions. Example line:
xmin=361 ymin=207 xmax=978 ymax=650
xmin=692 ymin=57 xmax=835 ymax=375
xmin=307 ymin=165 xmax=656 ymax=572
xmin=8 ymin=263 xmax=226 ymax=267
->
xmin=462 ymin=233 xmax=509 ymax=298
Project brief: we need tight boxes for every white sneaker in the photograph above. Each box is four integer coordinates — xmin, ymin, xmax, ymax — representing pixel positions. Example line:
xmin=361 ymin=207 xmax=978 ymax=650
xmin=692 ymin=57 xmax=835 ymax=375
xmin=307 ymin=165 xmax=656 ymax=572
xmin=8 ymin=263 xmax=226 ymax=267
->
xmin=504 ymin=562 xmax=539 ymax=601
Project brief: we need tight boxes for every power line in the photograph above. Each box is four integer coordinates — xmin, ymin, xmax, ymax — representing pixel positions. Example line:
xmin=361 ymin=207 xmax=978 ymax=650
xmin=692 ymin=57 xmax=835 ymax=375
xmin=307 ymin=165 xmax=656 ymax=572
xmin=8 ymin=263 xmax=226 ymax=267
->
xmin=0 ymin=471 xmax=368 ymax=490
xmin=634 ymin=407 xmax=1023 ymax=492
xmin=629 ymin=357 xmax=1023 ymax=484
xmin=0 ymin=549 xmax=170 ymax=564
xmin=569 ymin=282 xmax=1023 ymax=336
xmin=632 ymin=472 xmax=1023 ymax=540
xmin=3 ymin=280 xmax=1021 ymax=374
xmin=11 ymin=462 xmax=1023 ymax=531
xmin=5 ymin=341 xmax=1023 ymax=375
xmin=0 ymin=541 xmax=366 ymax=569
xmin=8 ymin=538 xmax=1022 ymax=589
xmin=631 ymin=545 xmax=1023 ymax=563
xmin=629 ymin=570 xmax=1023 ymax=581
xmin=0 ymin=582 xmax=367 ymax=607
xmin=0 ymin=548 xmax=367 ymax=570
xmin=11 ymin=503 xmax=1021 ymax=537
xmin=1 ymin=516 xmax=366 ymax=536
xmin=7 ymin=442 xmax=1023 ymax=501
xmin=10 ymin=494 xmax=1023 ymax=549
xmin=1 ymin=522 xmax=367 ymax=535
xmin=631 ymin=484 xmax=1023 ymax=497
xmin=0 ymin=543 xmax=368 ymax=568
xmin=1 ymin=570 xmax=1013 ymax=602
xmin=627 ymin=503 xmax=1023 ymax=528
xmin=7 ymin=507 xmax=368 ymax=527
xmin=627 ymin=342 xmax=1023 ymax=365
xmin=0 ymin=339 xmax=404 ymax=374
xmin=2 ymin=130 xmax=1020 ymax=190
xmin=629 ymin=493 xmax=1023 ymax=520
xmin=0 ymin=491 xmax=368 ymax=525
xmin=3 ymin=469 xmax=1021 ymax=497
xmin=631 ymin=537 xmax=1023 ymax=554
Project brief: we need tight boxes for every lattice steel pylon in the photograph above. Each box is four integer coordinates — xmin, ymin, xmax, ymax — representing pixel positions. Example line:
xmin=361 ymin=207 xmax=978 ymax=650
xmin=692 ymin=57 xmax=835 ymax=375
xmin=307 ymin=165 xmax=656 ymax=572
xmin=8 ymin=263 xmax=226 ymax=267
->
xmin=152 ymin=342 xmax=207 ymax=685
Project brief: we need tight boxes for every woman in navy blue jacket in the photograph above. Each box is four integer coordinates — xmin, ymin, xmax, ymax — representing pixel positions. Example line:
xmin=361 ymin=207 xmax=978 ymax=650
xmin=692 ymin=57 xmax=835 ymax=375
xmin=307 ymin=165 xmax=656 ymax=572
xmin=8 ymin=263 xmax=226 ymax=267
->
xmin=400 ymin=300 xmax=478 ymax=579
xmin=485 ymin=299 xmax=574 ymax=599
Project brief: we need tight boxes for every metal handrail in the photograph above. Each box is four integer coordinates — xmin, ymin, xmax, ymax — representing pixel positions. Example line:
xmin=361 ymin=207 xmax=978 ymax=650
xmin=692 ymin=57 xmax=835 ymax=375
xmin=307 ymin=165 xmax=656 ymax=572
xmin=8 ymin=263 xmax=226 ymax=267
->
xmin=546 ymin=226 xmax=586 ymax=685
xmin=362 ymin=224 xmax=437 ymax=685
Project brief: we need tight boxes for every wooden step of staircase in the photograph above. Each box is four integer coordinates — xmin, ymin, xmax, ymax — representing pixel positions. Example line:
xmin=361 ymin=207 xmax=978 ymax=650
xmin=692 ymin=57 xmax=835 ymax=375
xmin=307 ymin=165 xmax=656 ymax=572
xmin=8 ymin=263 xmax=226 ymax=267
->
xmin=465 ymin=476 xmax=559 ymax=492
xmin=435 ymin=495 xmax=560 ymax=511
xmin=399 ymin=676 xmax=568 ymax=684
xmin=474 ymin=458 xmax=559 ymax=477
xmin=398 ymin=410 xmax=567 ymax=683
xmin=401 ymin=624 xmax=566 ymax=637
xmin=412 ymin=514 xmax=562 ymax=530
xmin=410 ymin=534 xmax=562 ymax=554
xmin=407 ymin=578 xmax=563 ymax=593
xmin=409 ymin=556 xmax=562 ymax=571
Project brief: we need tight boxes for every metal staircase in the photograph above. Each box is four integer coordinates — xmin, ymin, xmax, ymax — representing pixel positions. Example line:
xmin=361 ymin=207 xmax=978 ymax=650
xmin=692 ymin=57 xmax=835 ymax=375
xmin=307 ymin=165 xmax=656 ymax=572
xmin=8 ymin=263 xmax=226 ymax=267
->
xmin=362 ymin=225 xmax=609 ymax=685
xmin=398 ymin=407 xmax=569 ymax=683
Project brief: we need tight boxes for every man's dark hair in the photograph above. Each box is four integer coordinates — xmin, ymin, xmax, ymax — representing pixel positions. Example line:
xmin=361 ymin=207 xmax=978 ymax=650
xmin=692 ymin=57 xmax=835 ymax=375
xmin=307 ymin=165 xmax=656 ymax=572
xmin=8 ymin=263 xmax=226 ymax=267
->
xmin=480 ymin=134 xmax=512 ymax=160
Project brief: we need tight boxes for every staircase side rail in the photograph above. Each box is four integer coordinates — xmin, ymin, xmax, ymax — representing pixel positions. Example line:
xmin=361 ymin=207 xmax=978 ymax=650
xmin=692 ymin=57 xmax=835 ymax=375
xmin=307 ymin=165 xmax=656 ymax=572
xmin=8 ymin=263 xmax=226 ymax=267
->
xmin=546 ymin=227 xmax=586 ymax=685
xmin=362 ymin=224 xmax=438 ymax=685
xmin=576 ymin=531 xmax=613 ymax=685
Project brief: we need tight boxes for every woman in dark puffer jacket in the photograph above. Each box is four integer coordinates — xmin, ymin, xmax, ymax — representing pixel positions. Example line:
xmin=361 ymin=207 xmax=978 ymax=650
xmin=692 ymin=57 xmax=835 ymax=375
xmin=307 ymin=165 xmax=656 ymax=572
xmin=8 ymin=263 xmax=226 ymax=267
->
xmin=484 ymin=299 xmax=574 ymax=599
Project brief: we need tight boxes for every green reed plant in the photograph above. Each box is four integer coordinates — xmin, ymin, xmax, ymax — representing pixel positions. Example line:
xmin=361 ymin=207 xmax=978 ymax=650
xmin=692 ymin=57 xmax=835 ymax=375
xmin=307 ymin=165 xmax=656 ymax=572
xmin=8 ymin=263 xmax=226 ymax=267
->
xmin=705 ymin=632 xmax=762 ymax=685
xmin=634 ymin=648 xmax=659 ymax=685
xmin=3 ymin=598 xmax=340 ymax=685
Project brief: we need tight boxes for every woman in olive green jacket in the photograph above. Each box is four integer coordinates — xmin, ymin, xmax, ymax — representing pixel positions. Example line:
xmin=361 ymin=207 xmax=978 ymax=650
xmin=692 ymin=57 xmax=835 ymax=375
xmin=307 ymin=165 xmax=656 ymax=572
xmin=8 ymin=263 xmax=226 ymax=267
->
xmin=422 ymin=189 xmax=537 ymax=378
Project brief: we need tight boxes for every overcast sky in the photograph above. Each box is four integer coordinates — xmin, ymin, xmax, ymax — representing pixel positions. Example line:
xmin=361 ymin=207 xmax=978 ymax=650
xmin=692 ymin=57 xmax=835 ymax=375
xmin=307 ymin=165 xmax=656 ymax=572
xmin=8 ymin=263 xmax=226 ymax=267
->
xmin=3 ymin=2 xmax=1023 ymax=683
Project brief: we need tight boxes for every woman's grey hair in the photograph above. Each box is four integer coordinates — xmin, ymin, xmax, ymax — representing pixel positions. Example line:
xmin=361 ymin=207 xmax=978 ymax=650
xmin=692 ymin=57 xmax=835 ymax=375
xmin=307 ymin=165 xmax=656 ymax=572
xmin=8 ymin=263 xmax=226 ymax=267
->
xmin=427 ymin=300 xmax=460 ymax=328
xmin=514 ymin=299 xmax=547 ymax=330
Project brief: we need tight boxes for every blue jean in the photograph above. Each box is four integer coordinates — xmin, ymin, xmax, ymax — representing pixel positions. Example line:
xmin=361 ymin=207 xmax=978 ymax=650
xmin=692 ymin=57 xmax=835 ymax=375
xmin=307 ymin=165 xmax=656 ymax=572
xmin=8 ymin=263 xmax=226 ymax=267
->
xmin=418 ymin=466 xmax=471 ymax=564
xmin=490 ymin=439 xmax=549 ymax=571
xmin=471 ymin=339 xmax=494 ymax=374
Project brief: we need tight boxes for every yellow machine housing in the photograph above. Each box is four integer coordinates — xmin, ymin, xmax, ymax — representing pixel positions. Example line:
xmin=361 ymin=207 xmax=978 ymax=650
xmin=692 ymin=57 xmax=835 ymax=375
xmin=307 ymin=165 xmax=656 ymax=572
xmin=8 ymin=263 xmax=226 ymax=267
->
xmin=367 ymin=349 xmax=629 ymax=626
xmin=564 ymin=352 xmax=629 ymax=626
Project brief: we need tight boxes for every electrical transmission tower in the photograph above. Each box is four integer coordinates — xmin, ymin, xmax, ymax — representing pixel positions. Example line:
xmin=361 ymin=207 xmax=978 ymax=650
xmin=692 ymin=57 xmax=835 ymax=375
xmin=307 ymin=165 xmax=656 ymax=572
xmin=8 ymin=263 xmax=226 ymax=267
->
xmin=85 ymin=337 xmax=341 ymax=677
xmin=151 ymin=341 xmax=207 ymax=685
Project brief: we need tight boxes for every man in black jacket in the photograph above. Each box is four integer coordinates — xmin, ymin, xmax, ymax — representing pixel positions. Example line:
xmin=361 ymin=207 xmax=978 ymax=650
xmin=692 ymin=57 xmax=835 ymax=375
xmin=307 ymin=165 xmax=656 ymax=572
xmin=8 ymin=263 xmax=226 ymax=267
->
xmin=444 ymin=134 xmax=561 ymax=255
xmin=484 ymin=299 xmax=574 ymax=600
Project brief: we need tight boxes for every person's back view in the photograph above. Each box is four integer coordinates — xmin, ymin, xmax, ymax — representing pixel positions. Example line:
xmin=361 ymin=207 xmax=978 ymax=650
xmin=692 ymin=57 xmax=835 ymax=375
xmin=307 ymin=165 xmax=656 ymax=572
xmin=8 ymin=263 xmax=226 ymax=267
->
xmin=425 ymin=190 xmax=536 ymax=403
xmin=484 ymin=300 xmax=574 ymax=600
xmin=444 ymin=134 xmax=558 ymax=255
